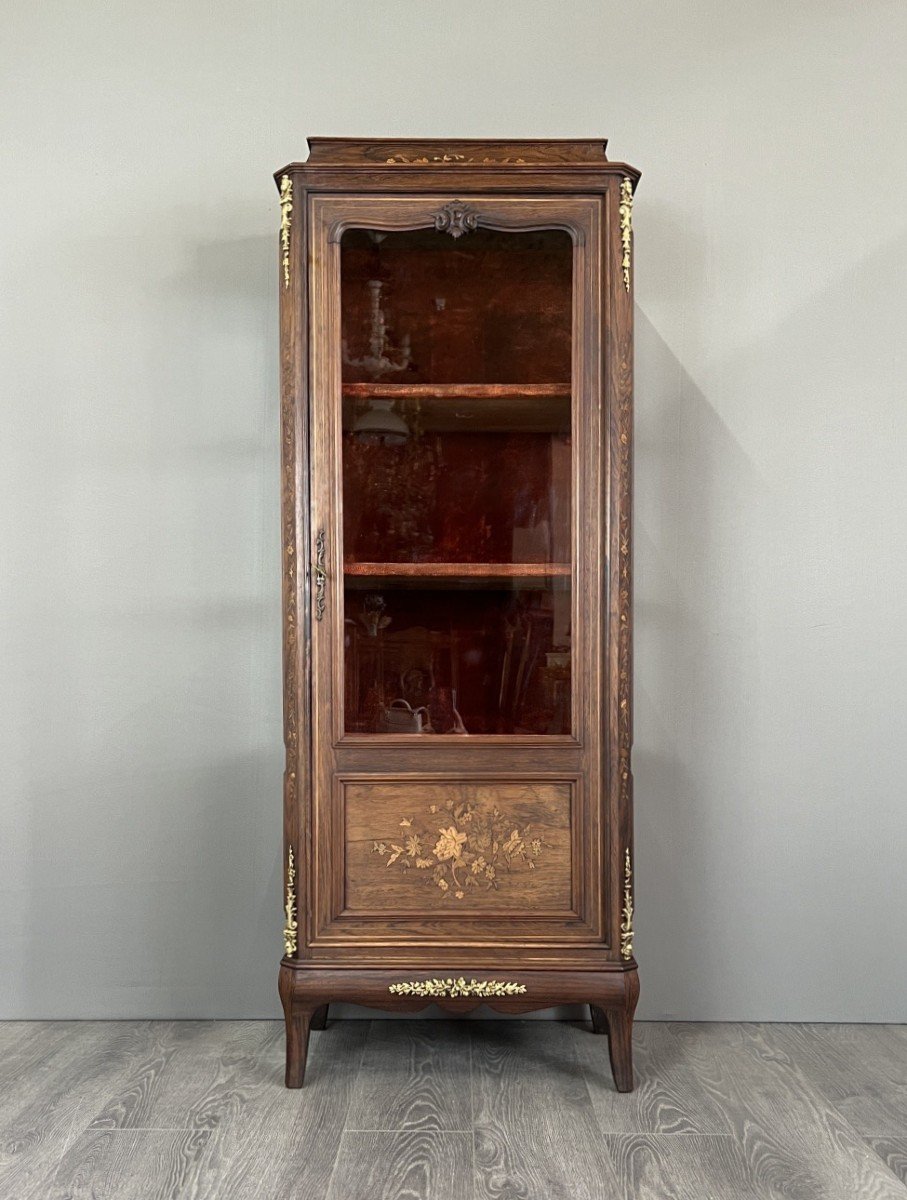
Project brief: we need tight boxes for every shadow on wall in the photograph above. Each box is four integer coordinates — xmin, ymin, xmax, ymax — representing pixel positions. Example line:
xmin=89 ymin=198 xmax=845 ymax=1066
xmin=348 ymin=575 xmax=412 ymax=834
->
xmin=633 ymin=227 xmax=907 ymax=1020
xmin=632 ymin=302 xmax=763 ymax=1020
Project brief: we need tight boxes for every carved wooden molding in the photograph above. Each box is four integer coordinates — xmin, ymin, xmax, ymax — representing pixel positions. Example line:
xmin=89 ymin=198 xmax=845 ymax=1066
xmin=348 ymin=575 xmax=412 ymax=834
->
xmin=434 ymin=201 xmax=479 ymax=239
xmin=324 ymin=202 xmax=587 ymax=247
xmin=304 ymin=138 xmax=611 ymax=166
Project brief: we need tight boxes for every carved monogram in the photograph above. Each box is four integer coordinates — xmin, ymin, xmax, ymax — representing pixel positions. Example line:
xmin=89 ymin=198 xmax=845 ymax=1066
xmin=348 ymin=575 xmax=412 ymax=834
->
xmin=434 ymin=201 xmax=479 ymax=239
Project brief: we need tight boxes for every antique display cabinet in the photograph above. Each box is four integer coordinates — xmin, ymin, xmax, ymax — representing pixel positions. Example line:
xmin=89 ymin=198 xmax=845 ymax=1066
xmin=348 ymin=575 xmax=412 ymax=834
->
xmin=275 ymin=138 xmax=639 ymax=1091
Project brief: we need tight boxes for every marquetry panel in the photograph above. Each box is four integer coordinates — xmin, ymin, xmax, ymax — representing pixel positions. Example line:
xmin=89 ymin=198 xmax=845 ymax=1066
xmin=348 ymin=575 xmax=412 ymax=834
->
xmin=344 ymin=779 xmax=574 ymax=913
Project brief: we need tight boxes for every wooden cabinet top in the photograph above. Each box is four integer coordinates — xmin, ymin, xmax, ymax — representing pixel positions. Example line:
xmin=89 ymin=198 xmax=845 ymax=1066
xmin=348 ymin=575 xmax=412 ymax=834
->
xmin=275 ymin=138 xmax=640 ymax=186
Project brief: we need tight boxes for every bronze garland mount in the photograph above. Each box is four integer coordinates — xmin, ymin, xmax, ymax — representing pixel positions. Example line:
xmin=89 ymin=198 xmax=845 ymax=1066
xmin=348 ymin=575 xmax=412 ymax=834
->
xmin=389 ymin=977 xmax=527 ymax=998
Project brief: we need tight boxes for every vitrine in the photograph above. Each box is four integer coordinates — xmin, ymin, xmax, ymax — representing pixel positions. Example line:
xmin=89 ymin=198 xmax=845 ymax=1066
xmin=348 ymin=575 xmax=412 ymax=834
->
xmin=275 ymin=139 xmax=639 ymax=1091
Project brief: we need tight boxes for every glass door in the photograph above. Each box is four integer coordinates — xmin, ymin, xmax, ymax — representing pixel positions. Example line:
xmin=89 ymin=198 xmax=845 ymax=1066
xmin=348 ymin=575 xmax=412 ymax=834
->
xmin=339 ymin=221 xmax=573 ymax=737
xmin=306 ymin=193 xmax=605 ymax=945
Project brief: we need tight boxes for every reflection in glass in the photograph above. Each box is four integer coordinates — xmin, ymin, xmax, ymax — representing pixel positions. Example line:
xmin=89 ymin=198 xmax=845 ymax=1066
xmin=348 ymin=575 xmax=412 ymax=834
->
xmin=344 ymin=582 xmax=570 ymax=735
xmin=340 ymin=225 xmax=573 ymax=736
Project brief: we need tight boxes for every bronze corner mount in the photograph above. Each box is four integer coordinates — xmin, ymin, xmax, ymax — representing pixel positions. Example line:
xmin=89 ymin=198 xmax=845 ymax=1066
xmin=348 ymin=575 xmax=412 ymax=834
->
xmin=619 ymin=177 xmax=633 ymax=292
xmin=620 ymin=847 xmax=634 ymax=960
xmin=279 ymin=174 xmax=293 ymax=289
xmin=283 ymin=844 xmax=298 ymax=956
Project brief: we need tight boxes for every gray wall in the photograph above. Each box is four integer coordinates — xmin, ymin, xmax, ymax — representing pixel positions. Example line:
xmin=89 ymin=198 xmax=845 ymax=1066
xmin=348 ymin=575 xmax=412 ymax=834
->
xmin=2 ymin=0 xmax=905 ymax=1020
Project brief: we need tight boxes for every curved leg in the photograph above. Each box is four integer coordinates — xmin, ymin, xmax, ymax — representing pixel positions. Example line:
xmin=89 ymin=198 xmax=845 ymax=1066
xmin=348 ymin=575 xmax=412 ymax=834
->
xmin=606 ymin=1009 xmax=634 ymax=1092
xmin=284 ymin=1005 xmax=315 ymax=1088
xmin=605 ymin=970 xmax=639 ymax=1092
xmin=279 ymin=963 xmax=320 ymax=1088
xmin=310 ymin=1004 xmax=329 ymax=1031
xmin=590 ymin=1004 xmax=609 ymax=1035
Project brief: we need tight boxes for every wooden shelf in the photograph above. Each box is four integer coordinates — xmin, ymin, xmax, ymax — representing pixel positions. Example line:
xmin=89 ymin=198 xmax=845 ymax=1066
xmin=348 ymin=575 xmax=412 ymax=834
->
xmin=342 ymin=383 xmax=571 ymax=399
xmin=345 ymin=562 xmax=570 ymax=577
xmin=342 ymin=383 xmax=572 ymax=434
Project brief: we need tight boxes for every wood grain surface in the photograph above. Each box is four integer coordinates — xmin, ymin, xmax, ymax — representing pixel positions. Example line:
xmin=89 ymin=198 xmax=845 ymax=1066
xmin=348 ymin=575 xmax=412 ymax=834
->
xmin=3 ymin=1019 xmax=907 ymax=1199
xmin=668 ymin=1022 xmax=907 ymax=1200
xmin=344 ymin=778 xmax=573 ymax=914
xmin=326 ymin=1131 xmax=471 ymax=1200
xmin=769 ymin=1022 xmax=907 ymax=1136
xmin=299 ymin=186 xmax=611 ymax=966
xmin=471 ymin=1019 xmax=622 ymax=1199
xmin=344 ymin=1021 xmax=472 ymax=1132
xmin=46 ymin=1129 xmax=213 ymax=1200
xmin=582 ymin=1021 xmax=731 ymax=1135
xmin=867 ymin=1140 xmax=907 ymax=1189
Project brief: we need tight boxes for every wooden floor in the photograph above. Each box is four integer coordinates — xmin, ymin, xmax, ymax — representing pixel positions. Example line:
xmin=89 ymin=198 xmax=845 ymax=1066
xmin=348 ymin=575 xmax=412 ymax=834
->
xmin=1 ymin=1019 xmax=906 ymax=1199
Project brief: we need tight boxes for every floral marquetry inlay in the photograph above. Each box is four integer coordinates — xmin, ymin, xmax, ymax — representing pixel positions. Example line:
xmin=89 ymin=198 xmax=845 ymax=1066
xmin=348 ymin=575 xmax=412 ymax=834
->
xmin=372 ymin=795 xmax=545 ymax=900
xmin=385 ymin=153 xmax=528 ymax=165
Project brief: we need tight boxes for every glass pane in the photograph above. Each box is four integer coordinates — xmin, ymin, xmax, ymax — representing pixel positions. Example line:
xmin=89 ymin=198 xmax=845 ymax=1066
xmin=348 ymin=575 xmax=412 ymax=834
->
xmin=340 ymin=224 xmax=573 ymax=736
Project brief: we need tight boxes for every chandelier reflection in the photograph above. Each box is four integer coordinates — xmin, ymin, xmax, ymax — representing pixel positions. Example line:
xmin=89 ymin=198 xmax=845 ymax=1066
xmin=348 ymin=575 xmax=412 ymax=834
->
xmin=352 ymin=397 xmax=410 ymax=445
xmin=342 ymin=279 xmax=412 ymax=378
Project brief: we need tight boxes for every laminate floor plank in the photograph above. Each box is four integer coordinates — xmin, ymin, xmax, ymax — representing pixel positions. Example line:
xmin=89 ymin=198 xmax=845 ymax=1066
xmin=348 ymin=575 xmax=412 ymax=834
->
xmin=0 ymin=1022 xmax=174 ymax=1200
xmin=602 ymin=1133 xmax=763 ymax=1200
xmin=0 ymin=1021 xmax=48 ymax=1063
xmin=42 ymin=1128 xmax=215 ymax=1200
xmin=5 ymin=1019 xmax=907 ymax=1199
xmin=325 ymin=1130 xmax=472 ymax=1200
xmin=471 ymin=1020 xmax=621 ymax=1200
xmin=867 ymin=1139 xmax=907 ymax=1188
xmin=193 ymin=1019 xmax=370 ymax=1200
xmin=345 ymin=1020 xmax=472 ymax=1132
xmin=668 ymin=1023 xmax=907 ymax=1200
xmin=769 ymin=1023 xmax=907 ymax=1137
xmin=582 ymin=1020 xmax=731 ymax=1135
xmin=85 ymin=1019 xmax=281 ymax=1131
xmin=0 ymin=1020 xmax=108 ymax=1086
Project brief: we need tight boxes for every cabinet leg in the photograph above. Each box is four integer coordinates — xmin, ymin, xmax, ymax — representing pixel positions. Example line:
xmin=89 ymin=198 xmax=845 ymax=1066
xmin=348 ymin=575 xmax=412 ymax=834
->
xmin=310 ymin=1004 xmax=329 ymax=1031
xmin=279 ymin=963 xmax=320 ymax=1089
xmin=590 ymin=969 xmax=639 ymax=1091
xmin=606 ymin=1009 xmax=635 ymax=1092
xmin=284 ymin=1006 xmax=314 ymax=1089
xmin=590 ymin=1004 xmax=609 ymax=1035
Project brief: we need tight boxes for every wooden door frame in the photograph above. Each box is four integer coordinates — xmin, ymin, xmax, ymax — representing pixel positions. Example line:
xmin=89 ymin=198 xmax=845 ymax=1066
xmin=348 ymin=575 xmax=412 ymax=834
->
xmin=304 ymin=193 xmax=610 ymax=963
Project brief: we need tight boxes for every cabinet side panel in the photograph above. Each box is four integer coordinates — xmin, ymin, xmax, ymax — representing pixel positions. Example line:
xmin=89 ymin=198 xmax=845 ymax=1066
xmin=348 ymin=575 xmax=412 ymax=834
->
xmin=279 ymin=175 xmax=311 ymax=959
xmin=605 ymin=176 xmax=635 ymax=963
